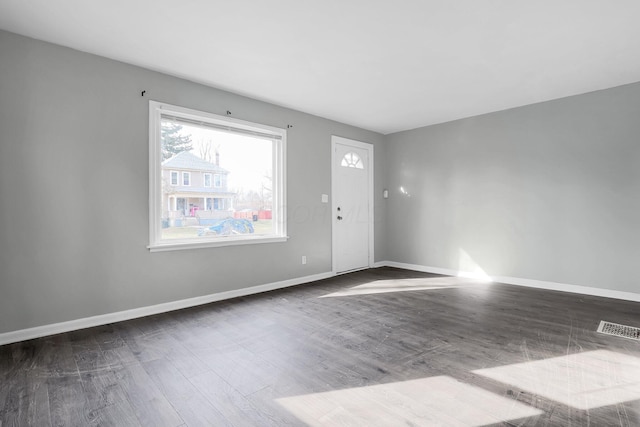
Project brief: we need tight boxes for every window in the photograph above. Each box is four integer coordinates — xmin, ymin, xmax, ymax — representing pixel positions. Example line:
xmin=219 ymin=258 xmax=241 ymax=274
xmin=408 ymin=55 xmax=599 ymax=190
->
xmin=149 ymin=101 xmax=287 ymax=251
xmin=170 ymin=171 xmax=178 ymax=185
xmin=341 ymin=152 xmax=364 ymax=169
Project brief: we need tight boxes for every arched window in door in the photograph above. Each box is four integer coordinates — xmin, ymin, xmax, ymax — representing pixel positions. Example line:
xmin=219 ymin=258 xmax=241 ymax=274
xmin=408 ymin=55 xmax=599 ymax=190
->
xmin=341 ymin=152 xmax=364 ymax=169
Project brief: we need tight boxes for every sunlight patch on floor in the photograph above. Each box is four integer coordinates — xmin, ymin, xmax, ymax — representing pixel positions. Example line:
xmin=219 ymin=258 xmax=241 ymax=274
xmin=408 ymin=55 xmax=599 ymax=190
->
xmin=276 ymin=375 xmax=542 ymax=426
xmin=319 ymin=277 xmax=485 ymax=298
xmin=474 ymin=349 xmax=640 ymax=410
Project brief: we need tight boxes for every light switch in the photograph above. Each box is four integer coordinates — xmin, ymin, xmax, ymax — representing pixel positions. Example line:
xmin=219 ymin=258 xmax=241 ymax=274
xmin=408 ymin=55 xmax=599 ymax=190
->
xmin=321 ymin=194 xmax=329 ymax=203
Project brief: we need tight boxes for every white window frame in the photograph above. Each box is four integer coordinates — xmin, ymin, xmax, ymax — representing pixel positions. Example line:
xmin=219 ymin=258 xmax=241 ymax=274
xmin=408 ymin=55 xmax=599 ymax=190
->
xmin=214 ymin=173 xmax=222 ymax=188
xmin=182 ymin=171 xmax=191 ymax=186
xmin=203 ymin=173 xmax=212 ymax=188
xmin=170 ymin=170 xmax=179 ymax=186
xmin=148 ymin=101 xmax=287 ymax=252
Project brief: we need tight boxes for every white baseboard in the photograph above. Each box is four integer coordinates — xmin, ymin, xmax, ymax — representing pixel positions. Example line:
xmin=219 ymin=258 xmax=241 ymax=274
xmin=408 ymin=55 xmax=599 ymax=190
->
xmin=0 ymin=271 xmax=335 ymax=346
xmin=374 ymin=261 xmax=640 ymax=303
xmin=5 ymin=263 xmax=638 ymax=346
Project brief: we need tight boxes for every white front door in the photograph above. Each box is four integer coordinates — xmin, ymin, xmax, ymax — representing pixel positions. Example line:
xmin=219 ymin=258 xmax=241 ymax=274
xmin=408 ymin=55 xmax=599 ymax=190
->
xmin=332 ymin=136 xmax=373 ymax=274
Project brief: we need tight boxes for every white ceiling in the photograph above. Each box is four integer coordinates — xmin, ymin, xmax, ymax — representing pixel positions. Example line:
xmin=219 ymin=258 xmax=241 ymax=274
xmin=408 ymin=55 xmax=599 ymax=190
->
xmin=2 ymin=1 xmax=640 ymax=134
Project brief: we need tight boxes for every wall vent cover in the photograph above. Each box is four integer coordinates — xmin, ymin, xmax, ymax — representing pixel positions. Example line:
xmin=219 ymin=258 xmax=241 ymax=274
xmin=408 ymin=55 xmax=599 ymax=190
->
xmin=597 ymin=320 xmax=640 ymax=341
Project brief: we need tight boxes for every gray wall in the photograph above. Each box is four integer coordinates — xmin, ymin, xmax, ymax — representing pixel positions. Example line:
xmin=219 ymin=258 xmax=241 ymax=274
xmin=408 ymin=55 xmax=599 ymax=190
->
xmin=386 ymin=83 xmax=640 ymax=293
xmin=0 ymin=30 xmax=387 ymax=333
xmin=3 ymin=27 xmax=640 ymax=335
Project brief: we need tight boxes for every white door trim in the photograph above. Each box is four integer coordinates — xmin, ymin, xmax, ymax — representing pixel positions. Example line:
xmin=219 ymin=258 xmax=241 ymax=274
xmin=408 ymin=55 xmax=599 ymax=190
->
xmin=331 ymin=135 xmax=374 ymax=274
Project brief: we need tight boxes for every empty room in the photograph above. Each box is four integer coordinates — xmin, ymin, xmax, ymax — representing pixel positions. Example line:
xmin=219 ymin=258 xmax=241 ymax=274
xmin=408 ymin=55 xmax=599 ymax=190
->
xmin=2 ymin=1 xmax=640 ymax=426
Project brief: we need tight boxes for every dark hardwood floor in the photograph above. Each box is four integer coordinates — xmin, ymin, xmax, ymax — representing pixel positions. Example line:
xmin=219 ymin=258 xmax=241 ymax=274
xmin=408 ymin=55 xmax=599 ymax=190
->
xmin=2 ymin=267 xmax=640 ymax=426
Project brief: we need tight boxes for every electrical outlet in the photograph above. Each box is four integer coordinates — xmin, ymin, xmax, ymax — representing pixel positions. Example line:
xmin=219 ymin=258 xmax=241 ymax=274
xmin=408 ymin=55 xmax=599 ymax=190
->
xmin=302 ymin=255 xmax=307 ymax=265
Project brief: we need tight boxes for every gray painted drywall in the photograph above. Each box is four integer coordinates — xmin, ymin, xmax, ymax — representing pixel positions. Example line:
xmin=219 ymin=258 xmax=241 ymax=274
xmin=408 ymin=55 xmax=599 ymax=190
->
xmin=386 ymin=83 xmax=640 ymax=293
xmin=0 ymin=30 xmax=387 ymax=333
xmin=3 ymin=26 xmax=639 ymax=336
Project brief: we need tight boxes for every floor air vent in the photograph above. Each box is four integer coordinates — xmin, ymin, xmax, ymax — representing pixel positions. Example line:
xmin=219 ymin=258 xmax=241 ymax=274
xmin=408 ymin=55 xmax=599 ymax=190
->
xmin=597 ymin=321 xmax=640 ymax=341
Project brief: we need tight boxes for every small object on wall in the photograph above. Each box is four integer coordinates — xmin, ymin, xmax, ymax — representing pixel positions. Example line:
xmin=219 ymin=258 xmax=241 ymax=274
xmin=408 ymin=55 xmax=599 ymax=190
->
xmin=383 ymin=189 xmax=389 ymax=199
xmin=321 ymin=194 xmax=329 ymax=203
xmin=141 ymin=90 xmax=146 ymax=97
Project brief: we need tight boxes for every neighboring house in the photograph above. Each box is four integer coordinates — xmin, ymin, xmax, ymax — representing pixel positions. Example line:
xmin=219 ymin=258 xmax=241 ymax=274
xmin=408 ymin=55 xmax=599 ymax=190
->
xmin=161 ymin=151 xmax=235 ymax=225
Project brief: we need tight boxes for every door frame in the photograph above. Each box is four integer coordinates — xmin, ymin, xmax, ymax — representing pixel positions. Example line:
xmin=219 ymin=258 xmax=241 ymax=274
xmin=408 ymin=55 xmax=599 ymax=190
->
xmin=331 ymin=135 xmax=375 ymax=274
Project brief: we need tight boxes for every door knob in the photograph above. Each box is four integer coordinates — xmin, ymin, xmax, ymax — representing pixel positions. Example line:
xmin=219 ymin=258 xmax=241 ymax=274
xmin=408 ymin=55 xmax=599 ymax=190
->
xmin=337 ymin=216 xmax=343 ymax=220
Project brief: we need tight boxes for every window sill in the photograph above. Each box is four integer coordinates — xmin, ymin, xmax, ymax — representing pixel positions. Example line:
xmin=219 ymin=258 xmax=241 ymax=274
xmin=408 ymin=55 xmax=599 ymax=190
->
xmin=148 ymin=235 xmax=289 ymax=252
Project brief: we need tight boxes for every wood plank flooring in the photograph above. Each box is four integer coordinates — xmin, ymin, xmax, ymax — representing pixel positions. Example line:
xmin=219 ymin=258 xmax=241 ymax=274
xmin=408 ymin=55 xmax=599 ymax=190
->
xmin=2 ymin=267 xmax=640 ymax=426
